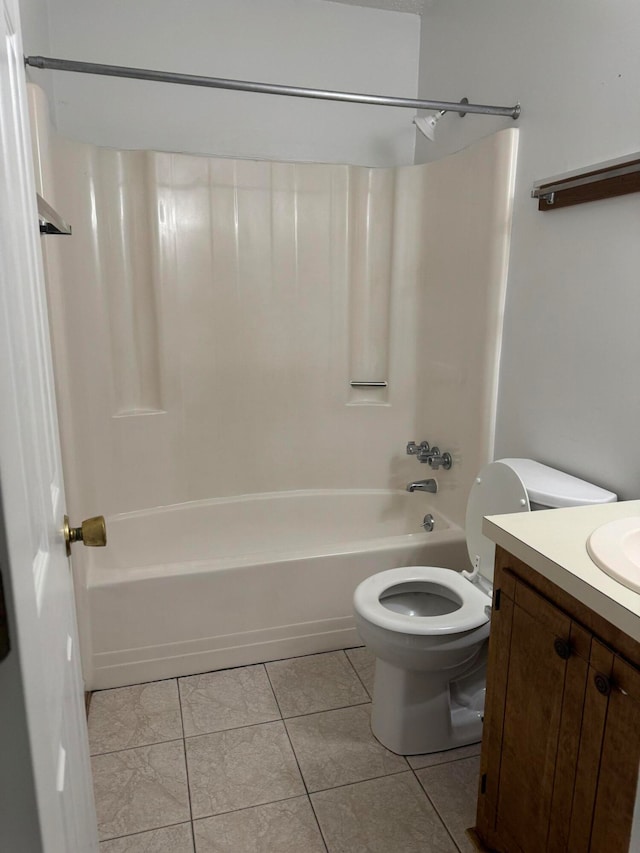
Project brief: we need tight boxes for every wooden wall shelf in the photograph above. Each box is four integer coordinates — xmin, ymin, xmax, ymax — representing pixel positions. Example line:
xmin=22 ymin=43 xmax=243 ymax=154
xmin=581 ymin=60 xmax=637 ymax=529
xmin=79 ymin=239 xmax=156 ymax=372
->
xmin=531 ymin=152 xmax=640 ymax=211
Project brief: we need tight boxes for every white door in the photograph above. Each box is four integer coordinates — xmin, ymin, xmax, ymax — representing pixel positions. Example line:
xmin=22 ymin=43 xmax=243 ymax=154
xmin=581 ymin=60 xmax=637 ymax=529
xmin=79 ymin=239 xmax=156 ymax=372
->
xmin=0 ymin=1 xmax=98 ymax=850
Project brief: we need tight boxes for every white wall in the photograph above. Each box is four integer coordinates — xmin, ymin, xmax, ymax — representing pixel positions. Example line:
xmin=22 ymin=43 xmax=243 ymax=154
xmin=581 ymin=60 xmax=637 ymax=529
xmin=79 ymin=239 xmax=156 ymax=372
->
xmin=18 ymin=0 xmax=49 ymax=54
xmin=19 ymin=0 xmax=54 ymax=104
xmin=41 ymin=0 xmax=420 ymax=166
xmin=417 ymin=0 xmax=640 ymax=499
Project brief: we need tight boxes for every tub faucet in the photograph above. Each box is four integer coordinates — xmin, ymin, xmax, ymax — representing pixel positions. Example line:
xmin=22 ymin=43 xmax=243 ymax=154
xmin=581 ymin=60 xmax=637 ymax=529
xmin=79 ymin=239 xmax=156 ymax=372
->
xmin=406 ymin=479 xmax=438 ymax=494
xmin=406 ymin=440 xmax=452 ymax=470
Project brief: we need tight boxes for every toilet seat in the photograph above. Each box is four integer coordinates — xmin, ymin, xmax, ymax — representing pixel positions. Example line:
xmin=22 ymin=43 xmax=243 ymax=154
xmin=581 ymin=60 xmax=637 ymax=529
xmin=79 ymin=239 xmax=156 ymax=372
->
xmin=465 ymin=461 xmax=530 ymax=579
xmin=353 ymin=566 xmax=491 ymax=636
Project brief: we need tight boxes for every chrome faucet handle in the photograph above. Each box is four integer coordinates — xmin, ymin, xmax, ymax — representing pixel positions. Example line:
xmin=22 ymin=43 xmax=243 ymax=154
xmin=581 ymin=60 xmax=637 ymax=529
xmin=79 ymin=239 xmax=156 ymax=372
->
xmin=427 ymin=450 xmax=452 ymax=470
xmin=406 ymin=440 xmax=429 ymax=456
xmin=422 ymin=513 xmax=435 ymax=532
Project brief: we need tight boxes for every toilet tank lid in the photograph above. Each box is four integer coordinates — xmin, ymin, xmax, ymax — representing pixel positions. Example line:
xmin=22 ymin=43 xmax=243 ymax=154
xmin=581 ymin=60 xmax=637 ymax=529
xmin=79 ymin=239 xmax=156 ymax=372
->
xmin=497 ymin=458 xmax=617 ymax=508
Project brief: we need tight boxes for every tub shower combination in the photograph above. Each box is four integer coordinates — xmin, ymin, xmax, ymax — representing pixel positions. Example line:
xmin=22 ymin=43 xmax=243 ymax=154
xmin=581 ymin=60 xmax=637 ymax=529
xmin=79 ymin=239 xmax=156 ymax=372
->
xmin=86 ymin=491 xmax=468 ymax=688
xmin=30 ymin=83 xmax=518 ymax=689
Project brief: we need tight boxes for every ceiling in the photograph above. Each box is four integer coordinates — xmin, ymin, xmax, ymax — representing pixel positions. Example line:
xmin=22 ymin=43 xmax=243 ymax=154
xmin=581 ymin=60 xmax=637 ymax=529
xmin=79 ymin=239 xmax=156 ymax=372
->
xmin=325 ymin=0 xmax=426 ymax=14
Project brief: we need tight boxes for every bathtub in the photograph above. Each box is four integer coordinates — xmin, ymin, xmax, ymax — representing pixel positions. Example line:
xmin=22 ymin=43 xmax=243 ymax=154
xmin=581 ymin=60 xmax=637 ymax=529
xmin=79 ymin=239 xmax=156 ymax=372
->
xmin=81 ymin=489 xmax=469 ymax=689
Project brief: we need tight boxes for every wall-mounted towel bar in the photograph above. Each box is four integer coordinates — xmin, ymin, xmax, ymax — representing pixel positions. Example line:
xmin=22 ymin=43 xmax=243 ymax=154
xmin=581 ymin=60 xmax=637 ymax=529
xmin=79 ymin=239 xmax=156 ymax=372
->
xmin=531 ymin=152 xmax=640 ymax=211
xmin=350 ymin=381 xmax=388 ymax=388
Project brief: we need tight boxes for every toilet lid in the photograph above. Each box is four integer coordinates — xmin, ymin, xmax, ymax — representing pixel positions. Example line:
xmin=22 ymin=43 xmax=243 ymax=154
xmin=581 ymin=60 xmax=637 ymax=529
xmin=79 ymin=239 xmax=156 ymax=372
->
xmin=465 ymin=461 xmax=530 ymax=576
xmin=354 ymin=566 xmax=492 ymax=635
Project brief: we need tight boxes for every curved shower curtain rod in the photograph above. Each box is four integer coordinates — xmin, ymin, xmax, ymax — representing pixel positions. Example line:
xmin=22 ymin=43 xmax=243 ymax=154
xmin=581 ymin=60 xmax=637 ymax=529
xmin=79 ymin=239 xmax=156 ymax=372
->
xmin=25 ymin=56 xmax=521 ymax=119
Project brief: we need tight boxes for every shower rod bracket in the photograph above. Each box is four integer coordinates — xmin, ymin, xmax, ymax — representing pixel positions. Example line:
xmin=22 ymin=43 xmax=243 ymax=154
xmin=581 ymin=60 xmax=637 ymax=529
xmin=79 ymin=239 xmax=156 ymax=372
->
xmin=24 ymin=56 xmax=521 ymax=120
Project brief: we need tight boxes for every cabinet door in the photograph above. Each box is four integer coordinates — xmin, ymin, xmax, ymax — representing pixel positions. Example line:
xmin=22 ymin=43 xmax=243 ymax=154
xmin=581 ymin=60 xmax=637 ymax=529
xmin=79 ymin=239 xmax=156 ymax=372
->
xmin=571 ymin=651 xmax=640 ymax=852
xmin=496 ymin=581 xmax=576 ymax=850
xmin=476 ymin=570 xmax=516 ymax=851
xmin=478 ymin=571 xmax=589 ymax=853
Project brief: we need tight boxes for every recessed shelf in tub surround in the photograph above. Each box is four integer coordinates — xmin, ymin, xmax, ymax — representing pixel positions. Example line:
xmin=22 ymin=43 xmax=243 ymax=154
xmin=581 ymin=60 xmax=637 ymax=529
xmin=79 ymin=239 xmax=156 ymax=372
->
xmin=483 ymin=499 xmax=640 ymax=642
xmin=348 ymin=168 xmax=395 ymax=406
xmin=90 ymin=146 xmax=164 ymax=417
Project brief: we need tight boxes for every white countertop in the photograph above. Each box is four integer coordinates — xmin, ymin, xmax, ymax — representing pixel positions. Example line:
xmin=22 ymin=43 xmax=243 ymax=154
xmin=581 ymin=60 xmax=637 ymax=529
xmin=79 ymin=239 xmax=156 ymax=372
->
xmin=483 ymin=500 xmax=640 ymax=643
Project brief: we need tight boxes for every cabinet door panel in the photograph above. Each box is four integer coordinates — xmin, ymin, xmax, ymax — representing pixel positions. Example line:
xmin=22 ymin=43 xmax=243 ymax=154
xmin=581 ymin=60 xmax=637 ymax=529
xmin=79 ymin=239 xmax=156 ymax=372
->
xmin=477 ymin=584 xmax=515 ymax=844
xmin=514 ymin=579 xmax=571 ymax=639
xmin=568 ymin=643 xmax=614 ymax=851
xmin=495 ymin=592 xmax=571 ymax=851
xmin=547 ymin=625 xmax=590 ymax=852
xmin=589 ymin=656 xmax=640 ymax=853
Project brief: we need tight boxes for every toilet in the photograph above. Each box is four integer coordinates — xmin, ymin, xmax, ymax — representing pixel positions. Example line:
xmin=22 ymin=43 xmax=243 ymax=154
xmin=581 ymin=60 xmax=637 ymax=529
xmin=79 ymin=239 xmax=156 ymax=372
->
xmin=353 ymin=458 xmax=617 ymax=755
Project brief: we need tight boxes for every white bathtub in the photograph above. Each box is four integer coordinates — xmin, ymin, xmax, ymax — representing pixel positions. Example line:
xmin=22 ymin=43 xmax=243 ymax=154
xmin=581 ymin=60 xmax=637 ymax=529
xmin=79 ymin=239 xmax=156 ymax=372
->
xmin=81 ymin=490 xmax=469 ymax=689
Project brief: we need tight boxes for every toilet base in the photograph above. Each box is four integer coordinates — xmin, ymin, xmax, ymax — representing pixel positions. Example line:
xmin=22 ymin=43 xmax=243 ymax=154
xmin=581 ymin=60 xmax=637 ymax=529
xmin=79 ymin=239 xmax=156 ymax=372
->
xmin=370 ymin=658 xmax=485 ymax=755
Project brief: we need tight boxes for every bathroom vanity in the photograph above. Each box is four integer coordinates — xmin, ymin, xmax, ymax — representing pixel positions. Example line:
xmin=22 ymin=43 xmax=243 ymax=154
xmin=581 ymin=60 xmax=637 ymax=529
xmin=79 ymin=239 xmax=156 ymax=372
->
xmin=474 ymin=500 xmax=640 ymax=853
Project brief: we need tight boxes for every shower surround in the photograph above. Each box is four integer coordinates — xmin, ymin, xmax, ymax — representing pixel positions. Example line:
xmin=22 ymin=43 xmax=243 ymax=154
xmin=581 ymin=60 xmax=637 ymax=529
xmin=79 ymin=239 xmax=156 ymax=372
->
xmin=30 ymin=86 xmax=517 ymax=688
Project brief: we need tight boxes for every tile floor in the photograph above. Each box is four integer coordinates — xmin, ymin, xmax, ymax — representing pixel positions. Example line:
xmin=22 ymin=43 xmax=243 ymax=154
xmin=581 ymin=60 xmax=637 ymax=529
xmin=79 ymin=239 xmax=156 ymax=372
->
xmin=88 ymin=648 xmax=481 ymax=852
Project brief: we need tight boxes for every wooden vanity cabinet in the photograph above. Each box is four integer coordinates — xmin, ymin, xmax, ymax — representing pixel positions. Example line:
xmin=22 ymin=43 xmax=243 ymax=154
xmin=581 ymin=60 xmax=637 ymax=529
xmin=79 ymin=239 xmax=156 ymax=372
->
xmin=475 ymin=547 xmax=640 ymax=853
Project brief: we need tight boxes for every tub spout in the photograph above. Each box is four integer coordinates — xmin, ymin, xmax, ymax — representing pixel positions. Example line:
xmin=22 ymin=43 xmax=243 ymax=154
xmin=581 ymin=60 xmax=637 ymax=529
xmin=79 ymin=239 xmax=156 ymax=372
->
xmin=406 ymin=479 xmax=437 ymax=494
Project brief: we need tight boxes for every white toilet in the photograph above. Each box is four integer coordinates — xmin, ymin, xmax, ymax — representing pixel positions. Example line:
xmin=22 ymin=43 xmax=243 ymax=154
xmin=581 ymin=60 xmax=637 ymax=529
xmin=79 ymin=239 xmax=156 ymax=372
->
xmin=353 ymin=458 xmax=617 ymax=756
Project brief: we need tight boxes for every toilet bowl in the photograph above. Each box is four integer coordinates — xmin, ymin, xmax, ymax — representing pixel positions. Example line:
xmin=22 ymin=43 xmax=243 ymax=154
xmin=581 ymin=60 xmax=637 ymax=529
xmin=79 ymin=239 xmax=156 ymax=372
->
xmin=353 ymin=458 xmax=617 ymax=755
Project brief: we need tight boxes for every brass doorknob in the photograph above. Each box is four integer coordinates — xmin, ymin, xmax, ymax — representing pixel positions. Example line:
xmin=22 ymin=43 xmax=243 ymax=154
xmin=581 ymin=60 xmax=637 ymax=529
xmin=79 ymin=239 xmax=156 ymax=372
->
xmin=64 ymin=515 xmax=107 ymax=556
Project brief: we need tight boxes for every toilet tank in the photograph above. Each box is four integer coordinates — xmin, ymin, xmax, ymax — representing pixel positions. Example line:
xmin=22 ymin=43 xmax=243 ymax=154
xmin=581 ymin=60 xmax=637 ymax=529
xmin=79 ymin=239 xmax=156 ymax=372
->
xmin=498 ymin=458 xmax=617 ymax=509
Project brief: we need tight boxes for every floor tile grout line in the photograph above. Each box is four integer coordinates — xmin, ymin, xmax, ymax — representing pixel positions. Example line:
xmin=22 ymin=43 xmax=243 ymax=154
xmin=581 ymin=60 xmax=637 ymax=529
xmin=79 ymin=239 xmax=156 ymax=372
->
xmin=343 ymin=648 xmax=374 ymax=700
xmin=180 ymin=742 xmax=195 ymax=825
xmin=91 ymin=701 xmax=376 ymax=758
xmin=90 ymin=699 xmax=383 ymax=759
xmin=308 ymin=766 xmax=412 ymax=797
xmin=264 ymin=666 xmax=307 ymax=794
xmin=183 ymin=699 xmax=375 ymax=741
xmin=176 ymin=678 xmax=187 ymax=740
xmin=407 ymin=750 xmax=482 ymax=772
xmin=278 ymin=699 xmax=372 ymax=722
xmin=181 ymin=740 xmax=196 ymax=841
xmin=90 ymin=736 xmax=186 ymax=759
xmin=92 ymin=674 xmax=180 ymax=694
xmin=259 ymin=661 xmax=284 ymax=721
xmin=305 ymin=793 xmax=330 ymax=853
xmin=175 ymin=682 xmax=197 ymax=851
xmin=185 ymin=715 xmax=284 ymax=740
xmin=264 ymin=645 xmax=366 ymax=669
xmin=190 ymin=792 xmax=316 ymax=823
xmin=411 ymin=766 xmax=465 ymax=853
xmin=263 ymin=666 xmax=312 ymax=799
xmin=99 ymin=819 xmax=192 ymax=844
xmin=264 ymin=665 xmax=329 ymax=853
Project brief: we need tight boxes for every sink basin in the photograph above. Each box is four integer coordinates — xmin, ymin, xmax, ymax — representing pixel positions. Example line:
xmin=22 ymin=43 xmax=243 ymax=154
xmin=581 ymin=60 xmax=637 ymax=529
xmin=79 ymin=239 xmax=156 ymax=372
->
xmin=587 ymin=517 xmax=640 ymax=593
